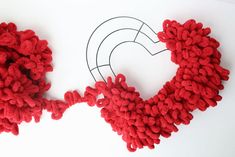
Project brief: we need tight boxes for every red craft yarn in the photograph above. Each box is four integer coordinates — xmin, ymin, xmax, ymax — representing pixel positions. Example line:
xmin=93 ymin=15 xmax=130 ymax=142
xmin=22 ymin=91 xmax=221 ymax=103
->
xmin=64 ymin=19 xmax=229 ymax=151
xmin=0 ymin=19 xmax=230 ymax=152
xmin=0 ymin=22 xmax=71 ymax=135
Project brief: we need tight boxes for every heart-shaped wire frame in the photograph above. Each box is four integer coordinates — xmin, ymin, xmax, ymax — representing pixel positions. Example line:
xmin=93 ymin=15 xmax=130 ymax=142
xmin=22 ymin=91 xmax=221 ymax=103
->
xmin=86 ymin=16 xmax=168 ymax=82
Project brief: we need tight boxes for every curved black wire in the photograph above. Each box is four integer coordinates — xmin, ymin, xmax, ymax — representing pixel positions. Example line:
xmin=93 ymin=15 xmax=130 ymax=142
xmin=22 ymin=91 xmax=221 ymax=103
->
xmin=108 ymin=41 xmax=168 ymax=78
xmin=86 ymin=16 xmax=167 ymax=82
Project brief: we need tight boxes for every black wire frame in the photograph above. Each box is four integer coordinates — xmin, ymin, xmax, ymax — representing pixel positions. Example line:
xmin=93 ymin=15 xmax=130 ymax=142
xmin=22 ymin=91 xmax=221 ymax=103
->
xmin=85 ymin=16 xmax=168 ymax=82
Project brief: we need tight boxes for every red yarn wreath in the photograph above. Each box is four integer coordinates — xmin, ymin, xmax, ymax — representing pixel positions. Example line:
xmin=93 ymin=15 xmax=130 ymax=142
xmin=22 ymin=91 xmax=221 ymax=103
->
xmin=0 ymin=19 xmax=229 ymax=152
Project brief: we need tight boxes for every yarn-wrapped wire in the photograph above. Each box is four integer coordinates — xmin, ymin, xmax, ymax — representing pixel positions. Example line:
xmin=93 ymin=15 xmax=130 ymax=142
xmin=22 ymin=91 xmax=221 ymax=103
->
xmin=0 ymin=19 xmax=229 ymax=152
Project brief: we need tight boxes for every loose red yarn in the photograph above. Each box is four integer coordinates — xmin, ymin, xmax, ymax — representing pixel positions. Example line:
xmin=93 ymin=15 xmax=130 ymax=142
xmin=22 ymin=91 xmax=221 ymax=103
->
xmin=0 ymin=22 xmax=70 ymax=134
xmin=0 ymin=19 xmax=229 ymax=152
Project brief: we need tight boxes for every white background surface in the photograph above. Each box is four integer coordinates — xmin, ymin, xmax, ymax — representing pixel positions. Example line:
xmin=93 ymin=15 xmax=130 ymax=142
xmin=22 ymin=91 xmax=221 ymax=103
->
xmin=0 ymin=0 xmax=235 ymax=157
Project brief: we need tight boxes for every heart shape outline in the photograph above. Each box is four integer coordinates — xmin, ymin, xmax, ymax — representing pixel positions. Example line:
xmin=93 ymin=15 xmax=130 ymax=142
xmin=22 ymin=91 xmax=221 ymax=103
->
xmin=65 ymin=18 xmax=229 ymax=152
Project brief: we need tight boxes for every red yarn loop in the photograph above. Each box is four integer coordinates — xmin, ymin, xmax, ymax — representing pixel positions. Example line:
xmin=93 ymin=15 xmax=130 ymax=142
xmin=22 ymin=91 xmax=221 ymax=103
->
xmin=0 ymin=22 xmax=70 ymax=134
xmin=0 ymin=19 xmax=229 ymax=152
